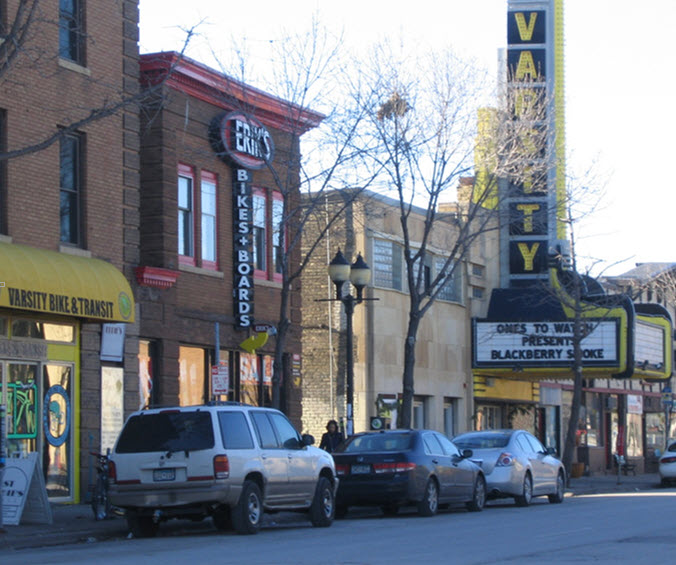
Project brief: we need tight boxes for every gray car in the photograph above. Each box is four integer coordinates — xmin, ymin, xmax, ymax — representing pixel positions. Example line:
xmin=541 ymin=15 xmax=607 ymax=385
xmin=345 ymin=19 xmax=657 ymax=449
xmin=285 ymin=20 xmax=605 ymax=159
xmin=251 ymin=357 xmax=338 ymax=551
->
xmin=452 ymin=429 xmax=565 ymax=506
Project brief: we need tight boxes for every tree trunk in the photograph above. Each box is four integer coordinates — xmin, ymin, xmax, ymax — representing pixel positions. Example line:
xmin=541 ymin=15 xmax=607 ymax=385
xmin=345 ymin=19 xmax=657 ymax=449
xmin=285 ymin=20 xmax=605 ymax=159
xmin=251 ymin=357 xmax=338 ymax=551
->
xmin=272 ymin=281 xmax=291 ymax=410
xmin=399 ymin=312 xmax=421 ymax=429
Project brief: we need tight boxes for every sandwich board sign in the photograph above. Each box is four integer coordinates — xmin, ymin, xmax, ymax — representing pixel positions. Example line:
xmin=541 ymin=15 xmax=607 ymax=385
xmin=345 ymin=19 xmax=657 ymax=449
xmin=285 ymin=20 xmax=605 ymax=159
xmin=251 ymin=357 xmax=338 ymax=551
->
xmin=1 ymin=452 xmax=53 ymax=525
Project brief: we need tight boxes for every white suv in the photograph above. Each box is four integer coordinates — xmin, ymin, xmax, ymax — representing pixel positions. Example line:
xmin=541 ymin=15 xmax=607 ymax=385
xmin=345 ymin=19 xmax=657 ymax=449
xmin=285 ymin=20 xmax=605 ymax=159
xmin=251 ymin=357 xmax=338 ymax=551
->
xmin=108 ymin=402 xmax=337 ymax=537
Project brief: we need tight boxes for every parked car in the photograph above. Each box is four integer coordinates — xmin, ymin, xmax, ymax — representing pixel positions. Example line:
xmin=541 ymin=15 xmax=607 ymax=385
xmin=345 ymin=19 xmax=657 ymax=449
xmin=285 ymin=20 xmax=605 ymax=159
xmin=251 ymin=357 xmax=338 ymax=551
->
xmin=658 ymin=440 xmax=676 ymax=486
xmin=332 ymin=429 xmax=486 ymax=517
xmin=452 ymin=429 xmax=565 ymax=506
xmin=108 ymin=402 xmax=337 ymax=537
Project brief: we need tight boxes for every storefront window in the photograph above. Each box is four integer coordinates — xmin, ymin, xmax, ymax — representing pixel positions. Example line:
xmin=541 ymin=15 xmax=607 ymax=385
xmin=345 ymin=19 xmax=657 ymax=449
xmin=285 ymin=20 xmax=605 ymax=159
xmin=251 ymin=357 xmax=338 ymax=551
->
xmin=240 ymin=353 xmax=259 ymax=406
xmin=626 ymin=412 xmax=643 ymax=457
xmin=138 ymin=340 xmax=156 ymax=409
xmin=11 ymin=319 xmax=74 ymax=342
xmin=475 ymin=404 xmax=502 ymax=430
xmin=179 ymin=346 xmax=205 ymax=406
xmin=584 ymin=392 xmax=601 ymax=447
xmin=43 ymin=364 xmax=73 ymax=498
xmin=0 ymin=317 xmax=7 ymax=335
xmin=7 ymin=363 xmax=38 ymax=448
xmin=645 ymin=412 xmax=665 ymax=454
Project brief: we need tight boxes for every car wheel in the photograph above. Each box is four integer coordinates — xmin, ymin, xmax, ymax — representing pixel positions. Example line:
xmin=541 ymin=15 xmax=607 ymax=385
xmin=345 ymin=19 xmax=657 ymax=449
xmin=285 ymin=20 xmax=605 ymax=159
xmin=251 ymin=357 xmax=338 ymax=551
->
xmin=212 ymin=505 xmax=232 ymax=530
xmin=466 ymin=475 xmax=486 ymax=512
xmin=660 ymin=477 xmax=672 ymax=488
xmin=309 ymin=477 xmax=335 ymax=527
xmin=417 ymin=478 xmax=439 ymax=517
xmin=232 ymin=480 xmax=262 ymax=535
xmin=515 ymin=473 xmax=533 ymax=507
xmin=548 ymin=471 xmax=565 ymax=504
xmin=381 ymin=504 xmax=399 ymax=516
xmin=126 ymin=511 xmax=159 ymax=538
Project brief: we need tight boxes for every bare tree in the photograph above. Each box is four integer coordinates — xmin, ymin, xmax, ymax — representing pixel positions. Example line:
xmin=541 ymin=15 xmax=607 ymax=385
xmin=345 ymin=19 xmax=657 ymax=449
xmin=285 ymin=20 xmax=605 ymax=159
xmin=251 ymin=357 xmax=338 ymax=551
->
xmin=346 ymin=42 xmax=551 ymax=428
xmin=207 ymin=20 xmax=384 ymax=409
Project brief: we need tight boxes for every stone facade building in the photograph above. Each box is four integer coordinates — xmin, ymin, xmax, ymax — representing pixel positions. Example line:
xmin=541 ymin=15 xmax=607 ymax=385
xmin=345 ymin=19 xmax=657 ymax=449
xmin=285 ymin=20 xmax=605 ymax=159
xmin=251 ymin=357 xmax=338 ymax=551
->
xmin=301 ymin=189 xmax=498 ymax=440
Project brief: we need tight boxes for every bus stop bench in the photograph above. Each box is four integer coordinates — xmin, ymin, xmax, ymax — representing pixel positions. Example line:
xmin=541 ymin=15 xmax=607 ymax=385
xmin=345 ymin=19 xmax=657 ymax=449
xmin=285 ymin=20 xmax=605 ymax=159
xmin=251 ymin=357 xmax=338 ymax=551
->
xmin=614 ymin=454 xmax=636 ymax=475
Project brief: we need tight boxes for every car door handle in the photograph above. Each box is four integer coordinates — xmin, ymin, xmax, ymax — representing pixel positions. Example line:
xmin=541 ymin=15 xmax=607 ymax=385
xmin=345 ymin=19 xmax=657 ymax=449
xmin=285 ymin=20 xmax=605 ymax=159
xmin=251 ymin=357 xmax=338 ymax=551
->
xmin=261 ymin=454 xmax=267 ymax=460
xmin=432 ymin=459 xmax=439 ymax=464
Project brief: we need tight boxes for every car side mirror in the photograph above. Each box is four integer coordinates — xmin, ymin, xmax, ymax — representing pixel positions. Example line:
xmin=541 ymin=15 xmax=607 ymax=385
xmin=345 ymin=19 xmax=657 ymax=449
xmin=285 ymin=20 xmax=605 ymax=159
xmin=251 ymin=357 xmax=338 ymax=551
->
xmin=462 ymin=448 xmax=473 ymax=459
xmin=546 ymin=447 xmax=557 ymax=456
xmin=302 ymin=434 xmax=315 ymax=447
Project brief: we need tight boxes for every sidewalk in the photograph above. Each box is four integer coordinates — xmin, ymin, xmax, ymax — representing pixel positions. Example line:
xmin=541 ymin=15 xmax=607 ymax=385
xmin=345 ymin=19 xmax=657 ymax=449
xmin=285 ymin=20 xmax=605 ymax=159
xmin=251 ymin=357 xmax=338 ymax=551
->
xmin=0 ymin=472 xmax=666 ymax=552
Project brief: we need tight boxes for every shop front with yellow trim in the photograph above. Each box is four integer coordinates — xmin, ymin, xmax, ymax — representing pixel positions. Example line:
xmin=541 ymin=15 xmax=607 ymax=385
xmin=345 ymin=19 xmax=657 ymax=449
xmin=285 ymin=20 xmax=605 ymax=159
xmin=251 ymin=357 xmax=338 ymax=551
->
xmin=0 ymin=242 xmax=135 ymax=502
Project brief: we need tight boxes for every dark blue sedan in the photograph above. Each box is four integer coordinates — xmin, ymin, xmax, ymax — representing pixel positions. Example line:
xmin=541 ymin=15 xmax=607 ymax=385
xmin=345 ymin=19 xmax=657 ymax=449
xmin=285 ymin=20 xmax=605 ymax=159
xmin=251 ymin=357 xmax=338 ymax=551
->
xmin=332 ymin=429 xmax=486 ymax=517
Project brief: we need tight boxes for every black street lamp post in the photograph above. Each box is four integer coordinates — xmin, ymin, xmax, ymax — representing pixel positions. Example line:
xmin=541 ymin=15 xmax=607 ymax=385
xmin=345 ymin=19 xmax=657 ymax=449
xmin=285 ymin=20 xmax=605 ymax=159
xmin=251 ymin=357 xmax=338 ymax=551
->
xmin=327 ymin=249 xmax=374 ymax=437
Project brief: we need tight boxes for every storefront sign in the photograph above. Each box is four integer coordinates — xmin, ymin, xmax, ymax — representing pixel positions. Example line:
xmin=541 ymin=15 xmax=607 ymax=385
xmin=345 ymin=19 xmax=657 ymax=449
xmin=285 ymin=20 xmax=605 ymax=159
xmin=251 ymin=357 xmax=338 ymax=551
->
xmin=474 ymin=319 xmax=619 ymax=367
xmin=233 ymin=168 xmax=254 ymax=328
xmin=627 ymin=394 xmax=643 ymax=415
xmin=210 ymin=112 xmax=275 ymax=170
xmin=100 ymin=323 xmax=126 ymax=362
xmin=505 ymin=2 xmax=559 ymax=284
xmin=635 ymin=319 xmax=666 ymax=369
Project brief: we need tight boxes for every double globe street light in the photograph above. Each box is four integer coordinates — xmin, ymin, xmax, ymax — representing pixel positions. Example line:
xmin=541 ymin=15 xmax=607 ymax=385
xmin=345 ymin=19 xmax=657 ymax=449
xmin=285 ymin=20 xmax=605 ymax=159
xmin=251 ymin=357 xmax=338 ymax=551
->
xmin=327 ymin=249 xmax=376 ymax=437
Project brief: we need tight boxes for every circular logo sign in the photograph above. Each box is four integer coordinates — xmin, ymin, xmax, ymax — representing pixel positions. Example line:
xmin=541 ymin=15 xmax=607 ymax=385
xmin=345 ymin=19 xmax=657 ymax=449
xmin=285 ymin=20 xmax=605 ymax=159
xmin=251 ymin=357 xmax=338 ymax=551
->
xmin=118 ymin=291 xmax=132 ymax=320
xmin=43 ymin=385 xmax=71 ymax=447
xmin=209 ymin=112 xmax=275 ymax=170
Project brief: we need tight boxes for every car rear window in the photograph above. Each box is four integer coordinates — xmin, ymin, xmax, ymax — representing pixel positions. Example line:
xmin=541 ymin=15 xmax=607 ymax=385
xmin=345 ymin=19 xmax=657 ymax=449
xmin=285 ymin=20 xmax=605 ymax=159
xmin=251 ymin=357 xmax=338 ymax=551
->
xmin=338 ymin=433 xmax=413 ymax=453
xmin=115 ymin=411 xmax=215 ymax=453
xmin=453 ymin=433 xmax=510 ymax=449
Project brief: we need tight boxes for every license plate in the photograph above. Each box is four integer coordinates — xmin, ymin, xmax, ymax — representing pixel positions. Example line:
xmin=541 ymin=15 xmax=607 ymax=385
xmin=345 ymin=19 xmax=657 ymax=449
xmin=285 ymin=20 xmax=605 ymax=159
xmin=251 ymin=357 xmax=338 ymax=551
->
xmin=351 ymin=464 xmax=371 ymax=474
xmin=153 ymin=468 xmax=176 ymax=482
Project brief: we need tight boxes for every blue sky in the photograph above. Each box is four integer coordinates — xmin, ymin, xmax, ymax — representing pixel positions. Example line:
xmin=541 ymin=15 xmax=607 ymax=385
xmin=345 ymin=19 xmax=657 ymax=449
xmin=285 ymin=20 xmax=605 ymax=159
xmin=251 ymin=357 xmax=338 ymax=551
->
xmin=139 ymin=0 xmax=676 ymax=276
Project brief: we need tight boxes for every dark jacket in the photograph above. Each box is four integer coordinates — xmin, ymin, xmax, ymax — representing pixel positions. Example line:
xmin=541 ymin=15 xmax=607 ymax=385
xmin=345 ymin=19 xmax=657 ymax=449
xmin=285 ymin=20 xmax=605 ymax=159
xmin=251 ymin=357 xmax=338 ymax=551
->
xmin=319 ymin=431 xmax=344 ymax=453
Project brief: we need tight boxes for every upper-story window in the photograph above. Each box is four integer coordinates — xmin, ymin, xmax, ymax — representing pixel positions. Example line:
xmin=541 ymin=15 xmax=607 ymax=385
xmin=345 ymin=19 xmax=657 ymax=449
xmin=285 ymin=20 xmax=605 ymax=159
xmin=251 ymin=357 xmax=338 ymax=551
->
xmin=373 ymin=239 xmax=403 ymax=291
xmin=253 ymin=188 xmax=284 ymax=282
xmin=200 ymin=171 xmax=217 ymax=268
xmin=178 ymin=165 xmax=219 ymax=270
xmin=59 ymin=133 xmax=83 ymax=245
xmin=435 ymin=257 xmax=462 ymax=302
xmin=59 ymin=0 xmax=85 ymax=65
xmin=178 ymin=165 xmax=194 ymax=263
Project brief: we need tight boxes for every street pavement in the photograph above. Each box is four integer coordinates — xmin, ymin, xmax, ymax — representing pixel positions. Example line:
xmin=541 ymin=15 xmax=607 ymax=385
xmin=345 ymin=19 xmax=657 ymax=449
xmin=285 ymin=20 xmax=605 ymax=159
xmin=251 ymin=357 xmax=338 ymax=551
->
xmin=0 ymin=472 xmax=664 ymax=552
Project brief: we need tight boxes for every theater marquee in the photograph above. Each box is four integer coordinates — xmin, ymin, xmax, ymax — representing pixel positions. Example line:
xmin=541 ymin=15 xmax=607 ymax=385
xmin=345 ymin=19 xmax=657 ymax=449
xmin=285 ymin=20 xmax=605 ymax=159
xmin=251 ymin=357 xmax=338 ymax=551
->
xmin=474 ymin=320 xmax=619 ymax=368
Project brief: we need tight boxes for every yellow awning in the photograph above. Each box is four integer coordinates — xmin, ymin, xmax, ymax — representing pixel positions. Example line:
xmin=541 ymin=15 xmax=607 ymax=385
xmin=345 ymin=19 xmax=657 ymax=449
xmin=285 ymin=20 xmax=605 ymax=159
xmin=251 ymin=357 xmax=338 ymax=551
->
xmin=0 ymin=242 xmax=135 ymax=323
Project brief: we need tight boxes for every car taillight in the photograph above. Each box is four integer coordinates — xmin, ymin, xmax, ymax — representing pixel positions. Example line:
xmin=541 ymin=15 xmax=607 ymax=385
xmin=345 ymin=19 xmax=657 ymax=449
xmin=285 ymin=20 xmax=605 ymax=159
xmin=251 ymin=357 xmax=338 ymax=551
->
xmin=335 ymin=464 xmax=349 ymax=476
xmin=495 ymin=452 xmax=515 ymax=467
xmin=213 ymin=455 xmax=230 ymax=479
xmin=662 ymin=456 xmax=676 ymax=464
xmin=372 ymin=462 xmax=417 ymax=474
xmin=108 ymin=460 xmax=117 ymax=483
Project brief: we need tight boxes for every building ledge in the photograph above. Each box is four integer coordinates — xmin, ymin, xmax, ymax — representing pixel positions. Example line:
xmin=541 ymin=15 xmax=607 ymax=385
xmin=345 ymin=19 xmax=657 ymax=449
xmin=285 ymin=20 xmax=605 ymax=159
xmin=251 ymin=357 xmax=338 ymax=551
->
xmin=135 ymin=266 xmax=179 ymax=289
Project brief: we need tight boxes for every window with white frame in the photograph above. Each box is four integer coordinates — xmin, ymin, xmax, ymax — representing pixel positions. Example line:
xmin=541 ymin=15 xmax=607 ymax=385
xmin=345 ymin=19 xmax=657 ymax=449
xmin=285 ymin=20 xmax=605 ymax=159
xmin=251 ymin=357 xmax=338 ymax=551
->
xmin=435 ymin=257 xmax=462 ymax=302
xmin=178 ymin=165 xmax=194 ymax=263
xmin=373 ymin=239 xmax=403 ymax=291
xmin=201 ymin=171 xmax=217 ymax=266
xmin=178 ymin=165 xmax=218 ymax=269
xmin=253 ymin=188 xmax=284 ymax=282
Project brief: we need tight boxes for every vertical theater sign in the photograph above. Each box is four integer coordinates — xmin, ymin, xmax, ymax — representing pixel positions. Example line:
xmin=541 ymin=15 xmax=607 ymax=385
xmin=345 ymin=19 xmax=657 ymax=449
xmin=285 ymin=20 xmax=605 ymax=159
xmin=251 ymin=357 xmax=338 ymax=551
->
xmin=210 ymin=112 xmax=275 ymax=329
xmin=472 ymin=0 xmax=672 ymax=383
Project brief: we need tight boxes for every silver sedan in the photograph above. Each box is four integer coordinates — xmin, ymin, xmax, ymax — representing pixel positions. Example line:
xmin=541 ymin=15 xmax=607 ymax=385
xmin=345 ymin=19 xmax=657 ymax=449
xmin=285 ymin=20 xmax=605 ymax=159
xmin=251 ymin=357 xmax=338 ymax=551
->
xmin=452 ymin=429 xmax=565 ymax=506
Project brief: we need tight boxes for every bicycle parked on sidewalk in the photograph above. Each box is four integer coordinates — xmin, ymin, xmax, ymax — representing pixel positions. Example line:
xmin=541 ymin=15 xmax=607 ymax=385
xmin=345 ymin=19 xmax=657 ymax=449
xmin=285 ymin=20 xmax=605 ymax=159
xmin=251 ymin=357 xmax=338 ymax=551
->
xmin=90 ymin=450 xmax=118 ymax=520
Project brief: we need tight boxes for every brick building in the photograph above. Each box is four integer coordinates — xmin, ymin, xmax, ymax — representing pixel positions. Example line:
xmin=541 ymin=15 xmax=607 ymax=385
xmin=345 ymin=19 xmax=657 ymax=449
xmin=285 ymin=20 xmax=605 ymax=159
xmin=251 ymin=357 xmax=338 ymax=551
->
xmin=136 ymin=53 xmax=322 ymax=427
xmin=301 ymin=190 xmax=498 ymax=440
xmin=0 ymin=1 xmax=140 ymax=502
